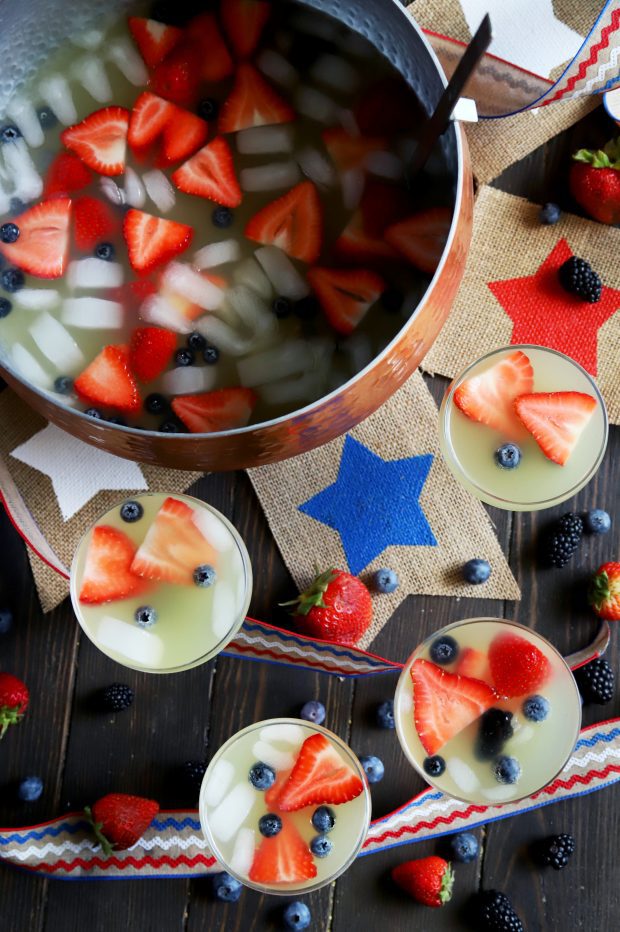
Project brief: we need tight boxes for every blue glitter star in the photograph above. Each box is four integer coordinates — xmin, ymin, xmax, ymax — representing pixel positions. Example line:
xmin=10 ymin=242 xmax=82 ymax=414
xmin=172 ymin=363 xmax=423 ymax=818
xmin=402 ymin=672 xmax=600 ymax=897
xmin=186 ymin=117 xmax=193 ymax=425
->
xmin=299 ymin=435 xmax=437 ymax=575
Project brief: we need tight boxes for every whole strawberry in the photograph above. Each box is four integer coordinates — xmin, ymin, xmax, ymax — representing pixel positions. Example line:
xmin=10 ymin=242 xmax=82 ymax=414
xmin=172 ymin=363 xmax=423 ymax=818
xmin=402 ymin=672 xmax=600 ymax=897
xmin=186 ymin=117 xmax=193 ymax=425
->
xmin=570 ymin=140 xmax=620 ymax=225
xmin=0 ymin=672 xmax=29 ymax=739
xmin=283 ymin=569 xmax=372 ymax=646
xmin=589 ymin=562 xmax=620 ymax=620
xmin=85 ymin=793 xmax=159 ymax=856
xmin=392 ymin=856 xmax=454 ymax=907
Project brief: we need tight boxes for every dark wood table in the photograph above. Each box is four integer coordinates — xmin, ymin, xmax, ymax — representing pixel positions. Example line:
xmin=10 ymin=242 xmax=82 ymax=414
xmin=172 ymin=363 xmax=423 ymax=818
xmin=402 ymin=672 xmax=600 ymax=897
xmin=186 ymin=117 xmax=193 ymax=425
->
xmin=1 ymin=105 xmax=619 ymax=932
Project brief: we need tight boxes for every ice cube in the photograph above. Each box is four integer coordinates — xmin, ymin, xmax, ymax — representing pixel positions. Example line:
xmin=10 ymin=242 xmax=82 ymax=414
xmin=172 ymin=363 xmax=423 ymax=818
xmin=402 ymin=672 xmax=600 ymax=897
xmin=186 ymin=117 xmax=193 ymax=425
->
xmin=143 ymin=170 xmax=176 ymax=214
xmin=2 ymin=139 xmax=43 ymax=202
xmin=480 ymin=784 xmax=519 ymax=802
xmin=14 ymin=289 xmax=60 ymax=311
xmin=240 ymin=161 xmax=300 ymax=192
xmin=162 ymin=365 xmax=217 ymax=396
xmin=236 ymin=123 xmax=294 ymax=155
xmin=203 ymin=758 xmax=235 ymax=808
xmin=446 ymin=758 xmax=480 ymax=794
xmin=227 ymin=286 xmax=276 ymax=338
xmin=508 ymin=724 xmax=534 ymax=747
xmin=259 ymin=724 xmax=304 ymax=746
xmin=232 ymin=257 xmax=273 ymax=301
xmin=140 ymin=295 xmax=192 ymax=334
xmin=338 ymin=109 xmax=361 ymax=137
xmin=29 ymin=312 xmax=85 ymax=371
xmin=95 ymin=615 xmax=165 ymax=668
xmin=341 ymin=168 xmax=365 ymax=210
xmin=251 ymin=741 xmax=295 ymax=772
xmin=193 ymin=239 xmax=241 ymax=270
xmin=67 ymin=259 xmax=124 ymax=290
xmin=196 ymin=316 xmax=253 ymax=356
xmin=61 ymin=297 xmax=123 ymax=329
xmin=310 ymin=55 xmax=359 ymax=93
xmin=211 ymin=582 xmax=238 ymax=640
xmin=71 ymin=27 xmax=108 ymax=49
xmin=254 ymin=246 xmax=310 ymax=301
xmin=365 ymin=151 xmax=403 ymax=180
xmin=99 ymin=176 xmax=125 ymax=207
xmin=258 ymin=368 xmax=320 ymax=405
xmin=71 ymin=55 xmax=113 ymax=103
xmin=256 ymin=49 xmax=299 ymax=88
xmin=38 ymin=75 xmax=77 ymax=125
xmin=297 ymin=147 xmax=336 ymax=188
xmin=123 ymin=167 xmax=146 ymax=208
xmin=229 ymin=828 xmax=255 ymax=876
xmin=191 ymin=508 xmax=235 ymax=553
xmin=106 ymin=37 xmax=149 ymax=85
xmin=237 ymin=340 xmax=310 ymax=387
xmin=162 ymin=263 xmax=225 ymax=311
xmin=399 ymin=690 xmax=413 ymax=715
xmin=11 ymin=343 xmax=52 ymax=389
xmin=295 ymin=86 xmax=339 ymax=124
xmin=6 ymin=96 xmax=44 ymax=147
xmin=208 ymin=783 xmax=256 ymax=843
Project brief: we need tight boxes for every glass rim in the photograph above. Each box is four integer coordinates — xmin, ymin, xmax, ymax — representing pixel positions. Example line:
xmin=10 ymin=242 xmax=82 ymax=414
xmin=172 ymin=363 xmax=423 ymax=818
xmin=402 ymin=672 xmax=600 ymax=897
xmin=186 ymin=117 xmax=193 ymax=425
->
xmin=198 ymin=717 xmax=372 ymax=895
xmin=69 ymin=491 xmax=253 ymax=674
xmin=394 ymin=616 xmax=583 ymax=807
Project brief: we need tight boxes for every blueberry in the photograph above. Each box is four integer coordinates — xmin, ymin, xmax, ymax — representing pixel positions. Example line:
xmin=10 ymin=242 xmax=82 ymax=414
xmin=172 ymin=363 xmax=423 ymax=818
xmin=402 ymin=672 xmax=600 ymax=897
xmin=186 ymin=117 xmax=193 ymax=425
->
xmin=193 ymin=564 xmax=217 ymax=587
xmin=463 ymin=558 xmax=491 ymax=585
xmin=300 ymin=699 xmax=325 ymax=724
xmin=522 ymin=695 xmax=550 ymax=722
xmin=145 ymin=393 xmax=168 ymax=415
xmin=372 ymin=568 xmax=399 ymax=593
xmin=249 ymin=761 xmax=276 ymax=790
xmin=212 ymin=206 xmax=233 ymax=228
xmin=310 ymin=834 xmax=333 ymax=857
xmin=187 ymin=331 xmax=206 ymax=352
xmin=120 ymin=500 xmax=144 ymax=523
xmin=203 ymin=344 xmax=220 ymax=365
xmin=84 ymin=407 xmax=103 ymax=419
xmin=294 ymin=295 xmax=319 ymax=319
xmin=107 ymin=415 xmax=126 ymax=426
xmin=282 ymin=901 xmax=311 ymax=930
xmin=476 ymin=708 xmax=514 ymax=760
xmin=583 ymin=508 xmax=611 ymax=535
xmin=307 ymin=806 xmax=335 ymax=835
xmin=53 ymin=375 xmax=73 ymax=395
xmin=423 ymin=755 xmax=446 ymax=777
xmin=198 ymin=97 xmax=219 ymax=121
xmin=17 ymin=776 xmax=43 ymax=802
xmin=0 ymin=608 xmax=13 ymax=635
xmin=210 ymin=871 xmax=242 ymax=902
xmin=1 ymin=267 xmax=25 ymax=292
xmin=495 ymin=442 xmax=522 ymax=469
xmin=37 ymin=108 xmax=58 ymax=129
xmin=95 ymin=242 xmax=115 ymax=261
xmin=0 ymin=223 xmax=19 ymax=244
xmin=375 ymin=699 xmax=395 ymax=730
xmin=175 ymin=347 xmax=195 ymax=367
xmin=159 ymin=419 xmax=184 ymax=433
xmin=259 ymin=813 xmax=282 ymax=837
xmin=135 ymin=605 xmax=157 ymax=627
xmin=540 ymin=202 xmax=561 ymax=225
xmin=0 ymin=125 xmax=21 ymax=143
xmin=430 ymin=635 xmax=459 ymax=665
xmin=446 ymin=831 xmax=479 ymax=863
xmin=272 ymin=296 xmax=292 ymax=318
xmin=359 ymin=754 xmax=384 ymax=783
xmin=494 ymin=755 xmax=521 ymax=785
xmin=0 ymin=297 xmax=12 ymax=318
xmin=380 ymin=287 xmax=404 ymax=313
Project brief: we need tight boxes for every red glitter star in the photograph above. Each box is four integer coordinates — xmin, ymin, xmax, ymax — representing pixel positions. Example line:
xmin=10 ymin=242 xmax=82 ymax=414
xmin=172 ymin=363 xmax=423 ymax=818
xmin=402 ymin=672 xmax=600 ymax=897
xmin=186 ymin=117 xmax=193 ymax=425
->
xmin=488 ymin=239 xmax=620 ymax=374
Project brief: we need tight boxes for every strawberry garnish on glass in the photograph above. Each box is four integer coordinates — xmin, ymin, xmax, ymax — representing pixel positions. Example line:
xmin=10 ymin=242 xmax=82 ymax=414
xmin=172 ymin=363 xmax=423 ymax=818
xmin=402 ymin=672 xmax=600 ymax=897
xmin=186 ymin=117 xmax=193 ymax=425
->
xmin=283 ymin=569 xmax=373 ymax=647
xmin=0 ymin=672 xmax=29 ymax=740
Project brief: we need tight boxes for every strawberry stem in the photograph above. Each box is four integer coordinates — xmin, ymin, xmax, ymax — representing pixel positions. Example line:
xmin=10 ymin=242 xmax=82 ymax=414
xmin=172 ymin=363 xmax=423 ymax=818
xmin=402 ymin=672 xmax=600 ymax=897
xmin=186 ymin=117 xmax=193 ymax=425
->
xmin=573 ymin=138 xmax=620 ymax=169
xmin=279 ymin=569 xmax=339 ymax=616
xmin=440 ymin=862 xmax=454 ymax=905
xmin=0 ymin=705 xmax=24 ymax=740
xmin=84 ymin=805 xmax=115 ymax=858
xmin=589 ymin=570 xmax=611 ymax=611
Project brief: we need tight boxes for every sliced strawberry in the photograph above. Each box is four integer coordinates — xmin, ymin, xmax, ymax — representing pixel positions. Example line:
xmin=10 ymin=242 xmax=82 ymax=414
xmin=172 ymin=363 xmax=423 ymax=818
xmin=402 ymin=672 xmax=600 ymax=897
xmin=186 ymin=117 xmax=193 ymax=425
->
xmin=218 ymin=63 xmax=295 ymax=134
xmin=74 ymin=345 xmax=142 ymax=413
xmin=150 ymin=42 xmax=203 ymax=108
xmin=307 ymin=267 xmax=385 ymax=335
xmin=61 ymin=107 xmax=130 ymax=177
xmin=455 ymin=648 xmax=492 ymax=684
xmin=248 ymin=816 xmax=317 ymax=885
xmin=128 ymin=16 xmax=183 ymax=69
xmin=73 ymin=196 xmax=118 ymax=251
xmin=335 ymin=212 xmax=398 ymax=262
xmin=123 ymin=209 xmax=193 ymax=273
xmin=171 ymin=387 xmax=256 ymax=433
xmin=79 ymin=525 xmax=149 ymax=604
xmin=43 ymin=152 xmax=92 ymax=198
xmin=488 ymin=632 xmax=552 ymax=699
xmin=385 ymin=207 xmax=452 ymax=275
xmin=264 ymin=769 xmax=291 ymax=809
xmin=185 ymin=13 xmax=234 ymax=82
xmin=129 ymin=327 xmax=177 ymax=383
xmin=411 ymin=659 xmax=497 ymax=757
xmin=128 ymin=92 xmax=208 ymax=166
xmin=277 ymin=733 xmax=365 ymax=812
xmin=322 ymin=126 xmax=386 ymax=172
xmin=130 ymin=496 xmax=218 ymax=585
xmin=335 ymin=181 xmax=407 ymax=261
xmin=0 ymin=198 xmax=71 ymax=279
xmin=171 ymin=137 xmax=242 ymax=207
xmin=514 ymin=391 xmax=598 ymax=466
xmin=221 ymin=0 xmax=271 ymax=59
xmin=244 ymin=181 xmax=322 ymax=263
xmin=453 ymin=349 xmax=535 ymax=438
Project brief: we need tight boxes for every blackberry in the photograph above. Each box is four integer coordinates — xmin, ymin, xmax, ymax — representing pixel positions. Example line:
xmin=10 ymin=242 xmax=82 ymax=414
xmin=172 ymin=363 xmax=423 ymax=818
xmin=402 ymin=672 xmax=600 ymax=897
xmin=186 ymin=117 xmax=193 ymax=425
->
xmin=100 ymin=683 xmax=134 ymax=712
xmin=476 ymin=708 xmax=514 ymax=760
xmin=181 ymin=760 xmax=207 ymax=790
xmin=574 ymin=657 xmax=614 ymax=704
xmin=559 ymin=256 xmax=602 ymax=303
xmin=471 ymin=890 xmax=524 ymax=932
xmin=542 ymin=512 xmax=583 ymax=568
xmin=533 ymin=832 xmax=575 ymax=870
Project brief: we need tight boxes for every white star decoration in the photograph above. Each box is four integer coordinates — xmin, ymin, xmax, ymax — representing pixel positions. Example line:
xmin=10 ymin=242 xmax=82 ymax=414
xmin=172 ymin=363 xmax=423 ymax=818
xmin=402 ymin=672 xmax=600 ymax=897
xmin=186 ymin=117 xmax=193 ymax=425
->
xmin=11 ymin=424 xmax=148 ymax=521
xmin=460 ymin=0 xmax=584 ymax=78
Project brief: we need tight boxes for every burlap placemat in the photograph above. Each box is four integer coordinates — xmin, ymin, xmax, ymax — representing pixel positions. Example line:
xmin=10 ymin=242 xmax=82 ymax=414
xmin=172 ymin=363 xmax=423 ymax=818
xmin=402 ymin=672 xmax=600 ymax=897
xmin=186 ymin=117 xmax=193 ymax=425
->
xmin=0 ymin=389 xmax=202 ymax=612
xmin=249 ymin=369 xmax=520 ymax=650
xmin=422 ymin=186 xmax=620 ymax=425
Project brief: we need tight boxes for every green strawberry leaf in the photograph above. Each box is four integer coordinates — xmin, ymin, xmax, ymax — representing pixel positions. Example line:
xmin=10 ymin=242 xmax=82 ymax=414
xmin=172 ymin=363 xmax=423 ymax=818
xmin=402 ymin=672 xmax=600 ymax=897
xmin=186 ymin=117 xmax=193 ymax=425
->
xmin=573 ymin=138 xmax=620 ymax=170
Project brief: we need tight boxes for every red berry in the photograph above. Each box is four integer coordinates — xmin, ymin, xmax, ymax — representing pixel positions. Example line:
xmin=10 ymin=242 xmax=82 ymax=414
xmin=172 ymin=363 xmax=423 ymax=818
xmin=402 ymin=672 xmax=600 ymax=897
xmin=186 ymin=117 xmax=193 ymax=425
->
xmin=488 ymin=632 xmax=551 ymax=699
xmin=284 ymin=569 xmax=372 ymax=646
